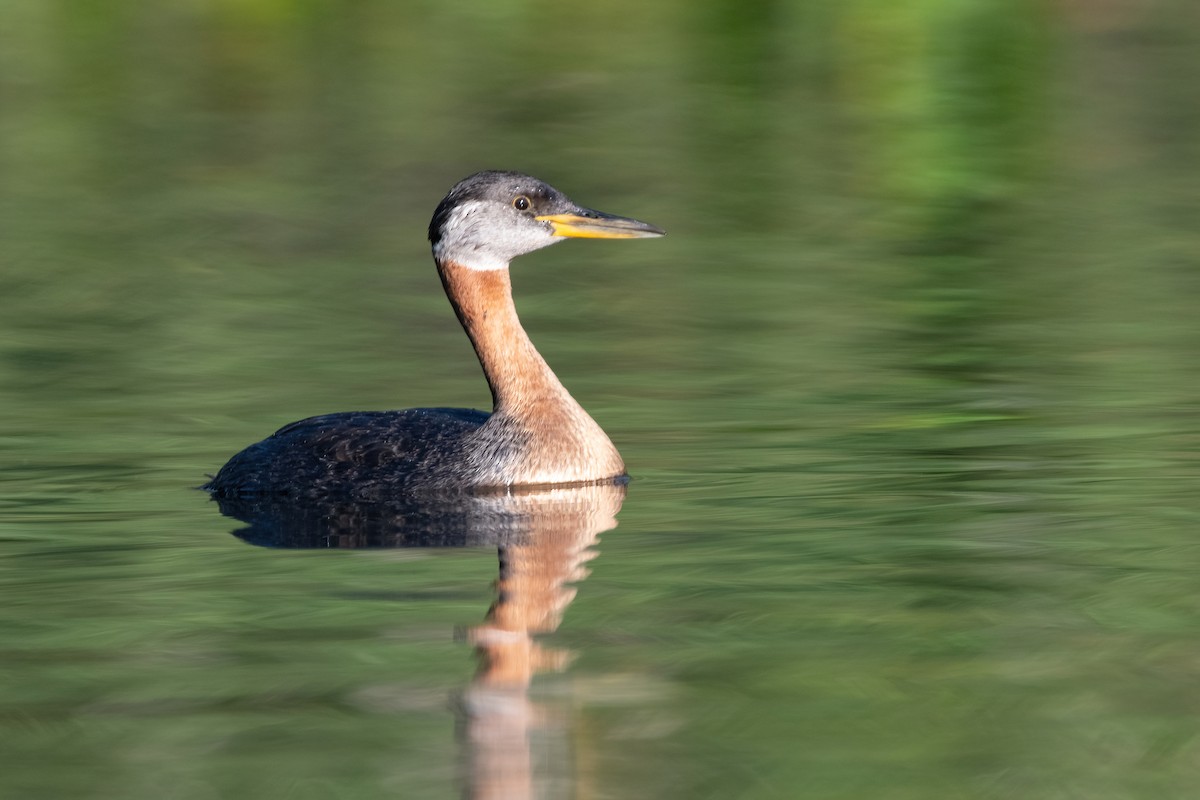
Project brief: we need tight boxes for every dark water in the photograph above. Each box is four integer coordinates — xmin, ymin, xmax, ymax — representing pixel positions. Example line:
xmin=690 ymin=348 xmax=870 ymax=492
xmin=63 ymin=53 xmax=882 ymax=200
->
xmin=3 ymin=2 xmax=1200 ymax=798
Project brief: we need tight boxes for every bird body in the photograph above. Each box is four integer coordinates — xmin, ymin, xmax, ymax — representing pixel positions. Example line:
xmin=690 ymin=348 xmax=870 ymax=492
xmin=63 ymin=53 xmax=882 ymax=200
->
xmin=206 ymin=171 xmax=662 ymax=498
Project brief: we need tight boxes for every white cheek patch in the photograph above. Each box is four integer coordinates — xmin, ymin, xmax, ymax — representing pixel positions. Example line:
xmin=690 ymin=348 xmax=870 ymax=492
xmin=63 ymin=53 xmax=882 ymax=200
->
xmin=441 ymin=201 xmax=486 ymax=241
xmin=431 ymin=199 xmax=564 ymax=271
xmin=432 ymin=241 xmax=511 ymax=271
xmin=433 ymin=201 xmax=510 ymax=270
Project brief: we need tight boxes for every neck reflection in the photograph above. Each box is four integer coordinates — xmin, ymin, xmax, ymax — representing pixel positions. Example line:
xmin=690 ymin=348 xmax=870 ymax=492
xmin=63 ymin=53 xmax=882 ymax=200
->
xmin=213 ymin=482 xmax=626 ymax=800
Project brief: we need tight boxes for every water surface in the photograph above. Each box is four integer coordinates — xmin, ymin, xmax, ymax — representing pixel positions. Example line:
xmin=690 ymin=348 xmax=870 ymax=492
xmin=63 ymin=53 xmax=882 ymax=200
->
xmin=2 ymin=2 xmax=1199 ymax=798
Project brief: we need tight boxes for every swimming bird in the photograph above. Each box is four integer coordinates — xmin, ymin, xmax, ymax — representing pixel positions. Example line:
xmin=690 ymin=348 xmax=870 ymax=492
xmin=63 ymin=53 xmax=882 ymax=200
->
xmin=205 ymin=171 xmax=664 ymax=498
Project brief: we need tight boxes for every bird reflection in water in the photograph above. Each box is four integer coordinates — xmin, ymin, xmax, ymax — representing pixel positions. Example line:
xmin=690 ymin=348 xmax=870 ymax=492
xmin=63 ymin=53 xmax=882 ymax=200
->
xmin=213 ymin=480 xmax=626 ymax=799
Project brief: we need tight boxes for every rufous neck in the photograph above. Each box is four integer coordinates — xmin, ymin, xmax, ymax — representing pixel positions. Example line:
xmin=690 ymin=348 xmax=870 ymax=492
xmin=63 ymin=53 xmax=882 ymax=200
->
xmin=436 ymin=259 xmax=573 ymax=415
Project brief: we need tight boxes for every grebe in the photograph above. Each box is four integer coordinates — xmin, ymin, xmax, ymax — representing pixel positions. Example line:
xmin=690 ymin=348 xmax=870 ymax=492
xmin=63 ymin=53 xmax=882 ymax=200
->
xmin=206 ymin=171 xmax=664 ymax=498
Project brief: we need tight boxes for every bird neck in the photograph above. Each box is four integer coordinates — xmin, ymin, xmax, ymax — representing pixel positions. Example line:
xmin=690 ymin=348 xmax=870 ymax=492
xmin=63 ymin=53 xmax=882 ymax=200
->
xmin=435 ymin=258 xmax=625 ymax=484
xmin=437 ymin=259 xmax=580 ymax=417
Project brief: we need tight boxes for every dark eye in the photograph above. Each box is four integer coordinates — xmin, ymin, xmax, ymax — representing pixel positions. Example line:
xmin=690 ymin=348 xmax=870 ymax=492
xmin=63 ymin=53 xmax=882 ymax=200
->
xmin=513 ymin=195 xmax=531 ymax=211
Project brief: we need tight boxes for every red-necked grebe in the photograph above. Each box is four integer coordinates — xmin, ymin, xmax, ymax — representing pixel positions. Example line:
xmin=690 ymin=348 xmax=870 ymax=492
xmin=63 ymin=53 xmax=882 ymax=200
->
xmin=205 ymin=171 xmax=664 ymax=497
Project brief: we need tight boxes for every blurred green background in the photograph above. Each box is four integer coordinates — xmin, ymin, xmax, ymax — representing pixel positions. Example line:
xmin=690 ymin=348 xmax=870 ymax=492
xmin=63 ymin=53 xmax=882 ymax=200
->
xmin=2 ymin=1 xmax=1199 ymax=798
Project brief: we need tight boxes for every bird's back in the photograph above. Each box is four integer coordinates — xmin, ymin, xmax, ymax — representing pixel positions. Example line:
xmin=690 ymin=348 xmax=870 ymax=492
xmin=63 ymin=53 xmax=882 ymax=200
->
xmin=205 ymin=408 xmax=492 ymax=498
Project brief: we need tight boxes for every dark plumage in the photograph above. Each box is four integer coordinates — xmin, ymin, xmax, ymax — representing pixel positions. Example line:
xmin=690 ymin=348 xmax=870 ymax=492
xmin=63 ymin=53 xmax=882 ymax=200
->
xmin=207 ymin=409 xmax=493 ymax=498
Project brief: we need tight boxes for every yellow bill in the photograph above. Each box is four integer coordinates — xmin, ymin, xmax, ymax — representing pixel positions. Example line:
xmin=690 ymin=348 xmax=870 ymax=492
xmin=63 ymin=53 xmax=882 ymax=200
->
xmin=537 ymin=210 xmax=666 ymax=239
